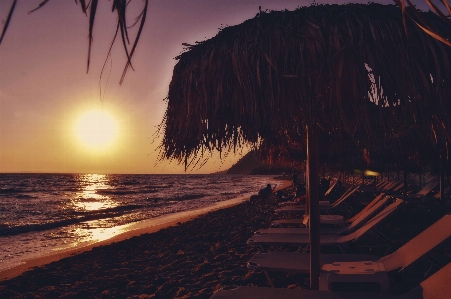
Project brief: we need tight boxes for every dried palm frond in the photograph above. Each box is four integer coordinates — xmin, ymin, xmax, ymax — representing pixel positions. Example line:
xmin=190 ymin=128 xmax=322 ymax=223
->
xmin=395 ymin=0 xmax=451 ymax=46
xmin=0 ymin=0 xmax=148 ymax=83
xmin=0 ymin=0 xmax=17 ymax=45
xmin=161 ymin=3 xmax=451 ymax=169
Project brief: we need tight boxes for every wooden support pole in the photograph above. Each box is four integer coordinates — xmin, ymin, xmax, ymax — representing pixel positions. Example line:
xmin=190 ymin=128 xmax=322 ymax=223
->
xmin=306 ymin=124 xmax=320 ymax=290
xmin=362 ymin=172 xmax=365 ymax=189
xmin=440 ymin=146 xmax=445 ymax=201
xmin=403 ymin=152 xmax=407 ymax=198
xmin=419 ymin=173 xmax=422 ymax=188
xmin=404 ymin=169 xmax=408 ymax=198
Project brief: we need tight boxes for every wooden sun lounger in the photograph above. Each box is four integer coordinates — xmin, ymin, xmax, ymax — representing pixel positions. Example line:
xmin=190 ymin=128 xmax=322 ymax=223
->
xmin=248 ymin=213 xmax=451 ymax=276
xmin=263 ymin=194 xmax=390 ymax=235
xmin=248 ymin=199 xmax=403 ymax=251
xmin=211 ymin=260 xmax=451 ymax=298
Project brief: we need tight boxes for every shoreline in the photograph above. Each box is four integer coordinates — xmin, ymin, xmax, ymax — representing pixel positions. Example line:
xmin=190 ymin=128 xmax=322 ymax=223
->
xmin=0 ymin=180 xmax=291 ymax=282
xmin=1 ymin=181 xmax=450 ymax=298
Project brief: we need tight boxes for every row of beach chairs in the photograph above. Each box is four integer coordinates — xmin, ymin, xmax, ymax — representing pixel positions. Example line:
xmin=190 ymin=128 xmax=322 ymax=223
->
xmin=210 ymin=179 xmax=451 ymax=299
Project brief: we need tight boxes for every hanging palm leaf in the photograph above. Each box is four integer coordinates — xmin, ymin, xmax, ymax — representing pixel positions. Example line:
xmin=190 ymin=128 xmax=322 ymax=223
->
xmin=0 ymin=0 xmax=148 ymax=83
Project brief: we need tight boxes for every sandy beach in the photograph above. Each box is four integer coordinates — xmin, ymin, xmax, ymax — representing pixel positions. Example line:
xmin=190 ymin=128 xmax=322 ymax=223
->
xmin=1 ymin=182 xmax=451 ymax=298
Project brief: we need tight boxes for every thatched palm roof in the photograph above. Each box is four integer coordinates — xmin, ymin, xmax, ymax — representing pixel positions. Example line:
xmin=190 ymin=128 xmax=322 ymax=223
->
xmin=161 ymin=3 xmax=451 ymax=166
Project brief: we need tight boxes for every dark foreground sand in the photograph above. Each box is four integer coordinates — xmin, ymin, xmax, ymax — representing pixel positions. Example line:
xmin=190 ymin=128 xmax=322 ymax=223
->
xmin=1 ymin=190 xmax=451 ymax=299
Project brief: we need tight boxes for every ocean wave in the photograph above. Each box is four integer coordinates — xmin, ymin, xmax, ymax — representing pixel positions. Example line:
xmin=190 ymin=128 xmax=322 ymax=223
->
xmin=14 ymin=194 xmax=36 ymax=199
xmin=0 ymin=204 xmax=143 ymax=237
xmin=0 ymin=188 xmax=24 ymax=194
xmin=219 ymin=192 xmax=236 ymax=196
xmin=71 ymin=204 xmax=144 ymax=215
xmin=95 ymin=189 xmax=158 ymax=196
xmin=144 ymin=184 xmax=173 ymax=189
xmin=173 ymin=194 xmax=206 ymax=201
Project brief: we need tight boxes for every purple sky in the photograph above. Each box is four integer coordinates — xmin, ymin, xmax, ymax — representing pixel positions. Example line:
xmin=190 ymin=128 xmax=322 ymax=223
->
xmin=1 ymin=0 xmax=426 ymax=174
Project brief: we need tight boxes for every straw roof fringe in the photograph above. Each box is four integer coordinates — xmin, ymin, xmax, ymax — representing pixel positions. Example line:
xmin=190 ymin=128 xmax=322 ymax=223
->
xmin=161 ymin=3 xmax=451 ymax=166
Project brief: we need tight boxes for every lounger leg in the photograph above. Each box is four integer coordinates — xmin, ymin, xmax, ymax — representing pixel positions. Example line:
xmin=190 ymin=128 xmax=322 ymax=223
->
xmin=424 ymin=256 xmax=443 ymax=278
xmin=370 ymin=228 xmax=395 ymax=255
xmin=262 ymin=268 xmax=275 ymax=288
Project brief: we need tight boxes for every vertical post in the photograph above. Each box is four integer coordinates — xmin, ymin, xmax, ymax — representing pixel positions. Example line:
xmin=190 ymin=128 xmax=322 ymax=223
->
xmin=306 ymin=125 xmax=320 ymax=290
xmin=361 ymin=172 xmax=365 ymax=189
xmin=419 ymin=173 xmax=422 ymax=188
xmin=447 ymin=142 xmax=450 ymax=186
xmin=404 ymin=169 xmax=408 ymax=198
xmin=440 ymin=146 xmax=445 ymax=201
xmin=403 ymin=151 xmax=407 ymax=198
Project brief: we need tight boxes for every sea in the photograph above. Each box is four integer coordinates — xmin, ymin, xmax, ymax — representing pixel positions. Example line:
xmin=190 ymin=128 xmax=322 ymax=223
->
xmin=0 ymin=173 xmax=284 ymax=273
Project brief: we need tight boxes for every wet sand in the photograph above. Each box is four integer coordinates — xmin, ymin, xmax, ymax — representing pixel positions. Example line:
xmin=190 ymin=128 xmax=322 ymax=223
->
xmin=0 ymin=193 xmax=254 ymax=281
xmin=1 ymin=184 xmax=451 ymax=298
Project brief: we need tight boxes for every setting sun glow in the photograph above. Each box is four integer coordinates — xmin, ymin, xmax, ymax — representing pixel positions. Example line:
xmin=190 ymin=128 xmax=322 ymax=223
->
xmin=74 ymin=109 xmax=119 ymax=151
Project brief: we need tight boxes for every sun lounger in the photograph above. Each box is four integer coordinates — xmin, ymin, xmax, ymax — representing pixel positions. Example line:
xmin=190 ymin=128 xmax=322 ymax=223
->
xmin=407 ymin=182 xmax=439 ymax=198
xmin=248 ymin=213 xmax=451 ymax=277
xmin=344 ymin=193 xmax=386 ymax=223
xmin=381 ymin=182 xmax=400 ymax=192
xmin=261 ymin=194 xmax=390 ymax=235
xmin=211 ymin=257 xmax=451 ymax=298
xmin=372 ymin=179 xmax=400 ymax=192
xmin=434 ymin=186 xmax=451 ymax=199
xmin=376 ymin=180 xmax=388 ymax=188
xmin=272 ymin=193 xmax=386 ymax=227
xmin=276 ymin=201 xmax=331 ymax=211
xmin=423 ymin=174 xmax=437 ymax=185
xmin=276 ymin=185 xmax=360 ymax=213
xmin=323 ymin=179 xmax=339 ymax=197
xmin=393 ymin=183 xmax=404 ymax=192
xmin=248 ymin=199 xmax=403 ymax=251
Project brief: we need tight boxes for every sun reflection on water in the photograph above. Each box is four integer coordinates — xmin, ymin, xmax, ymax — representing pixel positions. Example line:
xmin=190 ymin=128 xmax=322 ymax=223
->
xmin=72 ymin=174 xmax=119 ymax=211
xmin=69 ymin=223 xmax=130 ymax=246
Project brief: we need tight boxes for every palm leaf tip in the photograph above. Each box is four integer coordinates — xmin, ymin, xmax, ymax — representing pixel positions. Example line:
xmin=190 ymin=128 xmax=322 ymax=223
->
xmin=0 ymin=0 xmax=18 ymax=45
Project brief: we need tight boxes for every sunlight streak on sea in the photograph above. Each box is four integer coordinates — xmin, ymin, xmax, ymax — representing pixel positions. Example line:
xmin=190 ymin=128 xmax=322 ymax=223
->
xmin=0 ymin=173 xmax=283 ymax=272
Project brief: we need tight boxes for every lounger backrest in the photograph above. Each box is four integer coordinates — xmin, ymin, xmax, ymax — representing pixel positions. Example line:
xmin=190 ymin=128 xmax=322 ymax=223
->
xmin=329 ymin=185 xmax=360 ymax=209
xmin=379 ymin=214 xmax=451 ymax=271
xmin=345 ymin=195 xmax=391 ymax=231
xmin=323 ymin=179 xmax=338 ymax=197
xmin=340 ymin=199 xmax=403 ymax=243
xmin=393 ymin=183 xmax=404 ymax=192
xmin=346 ymin=193 xmax=385 ymax=224
xmin=400 ymin=261 xmax=451 ymax=299
xmin=376 ymin=180 xmax=389 ymax=189
xmin=383 ymin=182 xmax=398 ymax=191
xmin=416 ymin=182 xmax=439 ymax=196
xmin=434 ymin=186 xmax=451 ymax=199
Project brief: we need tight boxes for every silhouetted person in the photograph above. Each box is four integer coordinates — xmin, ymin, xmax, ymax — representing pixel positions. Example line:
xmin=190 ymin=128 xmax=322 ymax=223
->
xmin=258 ymin=184 xmax=273 ymax=198
xmin=250 ymin=184 xmax=274 ymax=203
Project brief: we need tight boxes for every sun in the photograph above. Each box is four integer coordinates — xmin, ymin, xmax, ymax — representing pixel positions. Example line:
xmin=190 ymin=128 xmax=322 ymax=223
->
xmin=74 ymin=109 xmax=119 ymax=151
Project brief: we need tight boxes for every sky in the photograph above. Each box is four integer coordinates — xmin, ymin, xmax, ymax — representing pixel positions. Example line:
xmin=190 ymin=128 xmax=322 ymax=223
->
xmin=0 ymin=0 xmax=429 ymax=174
